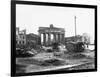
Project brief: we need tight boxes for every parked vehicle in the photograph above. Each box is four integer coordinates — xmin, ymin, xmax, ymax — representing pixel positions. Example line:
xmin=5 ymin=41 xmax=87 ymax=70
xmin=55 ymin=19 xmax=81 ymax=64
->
xmin=65 ymin=42 xmax=85 ymax=52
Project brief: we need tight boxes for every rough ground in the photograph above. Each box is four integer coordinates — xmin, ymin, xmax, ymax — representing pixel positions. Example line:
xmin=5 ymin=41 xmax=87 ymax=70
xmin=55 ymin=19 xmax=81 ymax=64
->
xmin=16 ymin=50 xmax=95 ymax=73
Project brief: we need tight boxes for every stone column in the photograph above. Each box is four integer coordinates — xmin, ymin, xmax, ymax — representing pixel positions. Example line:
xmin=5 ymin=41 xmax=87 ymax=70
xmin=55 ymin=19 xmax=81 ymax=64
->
xmin=46 ymin=33 xmax=48 ymax=46
xmin=58 ymin=34 xmax=60 ymax=42
xmin=53 ymin=33 xmax=56 ymax=42
xmin=48 ymin=33 xmax=51 ymax=45
xmin=46 ymin=33 xmax=48 ymax=42
xmin=38 ymin=33 xmax=41 ymax=45
xmin=60 ymin=34 xmax=62 ymax=42
xmin=43 ymin=33 xmax=46 ymax=45
xmin=62 ymin=34 xmax=65 ymax=43
xmin=56 ymin=34 xmax=58 ymax=42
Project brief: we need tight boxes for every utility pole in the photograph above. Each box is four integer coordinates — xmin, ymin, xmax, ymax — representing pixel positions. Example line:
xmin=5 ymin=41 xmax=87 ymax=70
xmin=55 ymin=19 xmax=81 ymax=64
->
xmin=75 ymin=16 xmax=77 ymax=36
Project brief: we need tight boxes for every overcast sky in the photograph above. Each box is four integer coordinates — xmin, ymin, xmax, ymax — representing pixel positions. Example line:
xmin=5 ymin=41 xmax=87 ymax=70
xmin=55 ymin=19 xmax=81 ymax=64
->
xmin=16 ymin=4 xmax=95 ymax=42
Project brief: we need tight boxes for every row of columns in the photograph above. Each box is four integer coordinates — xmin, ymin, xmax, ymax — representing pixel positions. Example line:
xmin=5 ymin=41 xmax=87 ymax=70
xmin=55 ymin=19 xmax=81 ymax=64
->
xmin=39 ymin=33 xmax=65 ymax=45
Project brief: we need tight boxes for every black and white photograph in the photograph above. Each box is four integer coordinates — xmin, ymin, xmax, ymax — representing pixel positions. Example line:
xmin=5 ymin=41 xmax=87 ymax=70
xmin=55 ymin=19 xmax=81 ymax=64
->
xmin=11 ymin=0 xmax=97 ymax=76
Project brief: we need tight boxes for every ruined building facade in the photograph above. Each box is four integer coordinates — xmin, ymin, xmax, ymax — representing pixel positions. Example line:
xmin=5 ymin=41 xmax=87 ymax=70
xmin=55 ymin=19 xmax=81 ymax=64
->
xmin=38 ymin=24 xmax=65 ymax=46
xmin=16 ymin=27 xmax=26 ymax=46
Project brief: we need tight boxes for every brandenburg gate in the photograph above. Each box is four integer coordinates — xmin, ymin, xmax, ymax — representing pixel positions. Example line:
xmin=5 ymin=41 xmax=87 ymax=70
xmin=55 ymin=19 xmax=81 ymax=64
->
xmin=38 ymin=24 xmax=65 ymax=45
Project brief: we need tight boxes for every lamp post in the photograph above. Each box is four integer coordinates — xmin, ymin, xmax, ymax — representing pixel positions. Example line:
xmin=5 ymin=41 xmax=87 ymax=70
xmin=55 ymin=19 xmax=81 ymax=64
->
xmin=74 ymin=16 xmax=77 ymax=42
xmin=75 ymin=16 xmax=77 ymax=36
